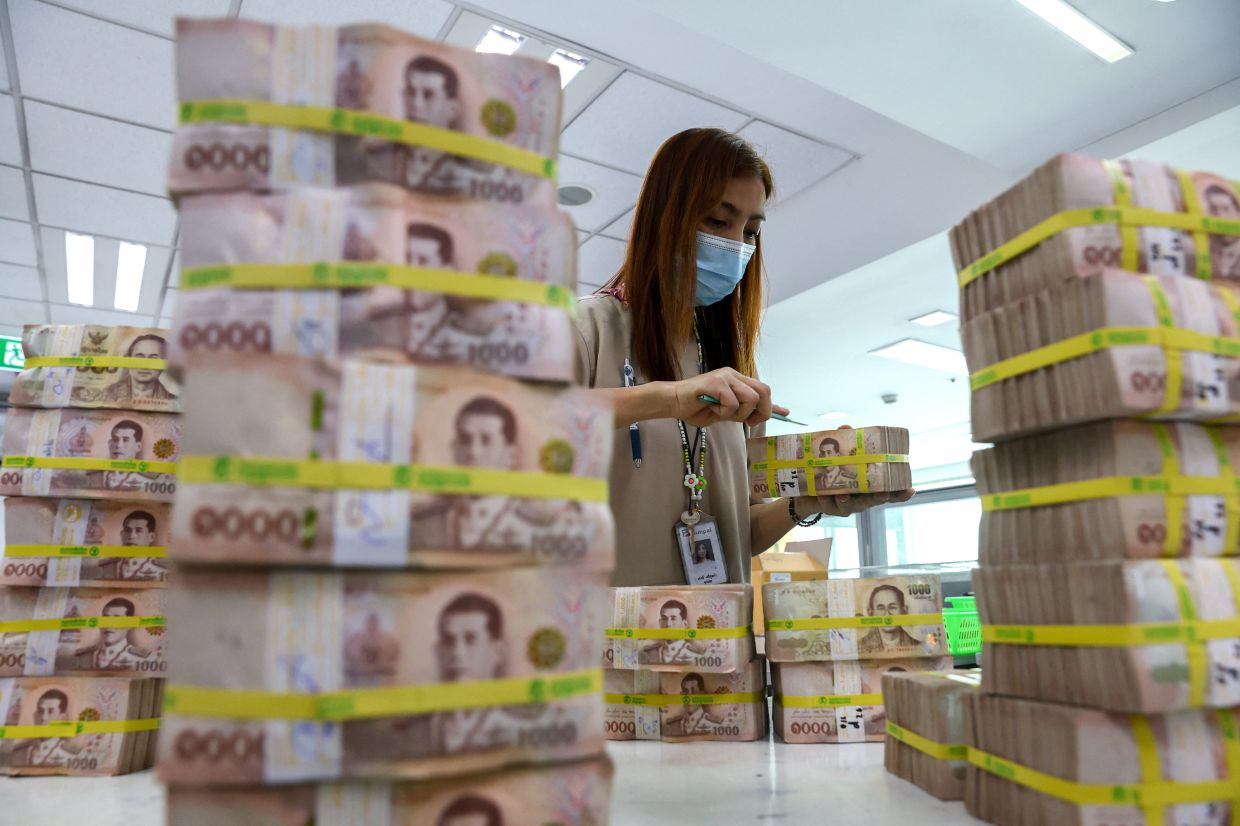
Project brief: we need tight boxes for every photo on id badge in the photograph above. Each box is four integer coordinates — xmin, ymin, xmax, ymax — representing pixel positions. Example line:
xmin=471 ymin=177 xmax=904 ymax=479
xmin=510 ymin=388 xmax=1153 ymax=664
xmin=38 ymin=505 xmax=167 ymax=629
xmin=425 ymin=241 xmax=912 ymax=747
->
xmin=675 ymin=515 xmax=727 ymax=584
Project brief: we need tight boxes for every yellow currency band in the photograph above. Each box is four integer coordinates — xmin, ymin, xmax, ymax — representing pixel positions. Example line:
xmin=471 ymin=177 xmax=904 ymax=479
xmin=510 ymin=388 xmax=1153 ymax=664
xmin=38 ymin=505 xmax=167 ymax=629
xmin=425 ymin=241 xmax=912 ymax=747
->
xmin=759 ymin=429 xmax=900 ymax=497
xmin=603 ymin=625 xmax=751 ymax=640
xmin=163 ymin=667 xmax=601 ymax=721
xmin=957 ymin=205 xmax=1240 ymax=287
xmin=981 ymin=616 xmax=1240 ymax=646
xmin=0 ymin=717 xmax=161 ymax=739
xmin=180 ymin=262 xmax=574 ymax=312
xmin=178 ymin=99 xmax=557 ymax=180
xmin=777 ymin=692 xmax=883 ymax=707
xmin=178 ymin=455 xmax=607 ymax=502
xmin=604 ymin=691 xmax=763 ymax=707
xmin=2 ymin=455 xmax=178 ymax=475
xmin=967 ymin=743 xmax=1240 ymax=807
xmin=969 ymin=324 xmax=1240 ymax=391
xmin=980 ymin=473 xmax=1240 ymax=511
xmin=24 ymin=356 xmax=170 ymax=370
xmin=884 ymin=722 xmax=968 ymax=760
xmin=0 ymin=615 xmax=165 ymax=633
xmin=3 ymin=544 xmax=168 ymax=559
xmin=749 ymin=454 xmax=909 ymax=471
xmin=766 ymin=613 xmax=943 ymax=631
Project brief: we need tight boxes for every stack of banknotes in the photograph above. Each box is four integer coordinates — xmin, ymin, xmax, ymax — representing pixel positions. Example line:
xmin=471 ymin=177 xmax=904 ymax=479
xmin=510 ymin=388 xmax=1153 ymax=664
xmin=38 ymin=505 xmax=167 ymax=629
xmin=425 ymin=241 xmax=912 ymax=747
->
xmin=928 ymin=154 xmax=1240 ymax=823
xmin=881 ymin=669 xmax=981 ymax=801
xmin=0 ymin=323 xmax=179 ymax=776
xmin=602 ymin=584 xmax=766 ymax=742
xmin=763 ymin=575 xmax=952 ymax=744
xmin=156 ymin=14 xmax=616 ymax=818
xmin=747 ymin=425 xmax=910 ymax=499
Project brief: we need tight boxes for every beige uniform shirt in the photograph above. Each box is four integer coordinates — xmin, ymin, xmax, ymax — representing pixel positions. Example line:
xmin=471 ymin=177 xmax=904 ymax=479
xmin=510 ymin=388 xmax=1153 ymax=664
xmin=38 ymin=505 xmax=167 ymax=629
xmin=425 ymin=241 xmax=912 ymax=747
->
xmin=574 ymin=295 xmax=753 ymax=586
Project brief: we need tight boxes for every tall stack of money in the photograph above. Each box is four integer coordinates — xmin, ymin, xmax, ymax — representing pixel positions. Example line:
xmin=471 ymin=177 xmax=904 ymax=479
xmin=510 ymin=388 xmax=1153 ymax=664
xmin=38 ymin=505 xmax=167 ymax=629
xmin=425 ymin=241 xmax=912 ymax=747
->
xmin=155 ymin=17 xmax=615 ymax=823
xmin=601 ymin=584 xmax=767 ymax=741
xmin=946 ymin=153 xmax=1240 ymax=823
xmin=762 ymin=575 xmax=953 ymax=744
xmin=0 ymin=323 xmax=178 ymax=775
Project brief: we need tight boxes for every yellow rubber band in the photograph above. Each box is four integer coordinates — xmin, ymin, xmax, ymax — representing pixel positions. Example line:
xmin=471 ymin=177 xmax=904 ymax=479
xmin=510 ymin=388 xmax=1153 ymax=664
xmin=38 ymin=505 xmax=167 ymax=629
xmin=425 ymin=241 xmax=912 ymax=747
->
xmin=957 ymin=206 xmax=1240 ymax=287
xmin=24 ymin=356 xmax=170 ymax=370
xmin=884 ymin=722 xmax=968 ymax=760
xmin=178 ymin=99 xmax=556 ymax=180
xmin=0 ymin=717 xmax=160 ymax=739
xmin=178 ymin=455 xmax=608 ymax=503
xmin=766 ymin=613 xmax=943 ymax=632
xmin=980 ymin=474 xmax=1240 ymax=512
xmin=603 ymin=625 xmax=751 ymax=640
xmin=0 ymin=615 xmax=165 ymax=633
xmin=1105 ymin=160 xmax=1141 ymax=272
xmin=750 ymin=453 xmax=910 ymax=472
xmin=179 ymin=262 xmax=574 ymax=311
xmin=1205 ymin=428 xmax=1240 ymax=556
xmin=604 ymin=691 xmax=763 ymax=707
xmin=777 ymin=692 xmax=883 ymax=708
xmin=1143 ymin=280 xmax=1182 ymax=419
xmin=3 ymin=544 xmax=168 ymax=559
xmin=1149 ymin=424 xmax=1183 ymax=556
xmin=1129 ymin=716 xmax=1163 ymax=826
xmin=164 ymin=667 xmax=600 ymax=722
xmin=982 ymin=617 xmax=1240 ymax=646
xmin=1158 ymin=559 xmax=1209 ymax=706
xmin=2 ymin=456 xmax=178 ymax=475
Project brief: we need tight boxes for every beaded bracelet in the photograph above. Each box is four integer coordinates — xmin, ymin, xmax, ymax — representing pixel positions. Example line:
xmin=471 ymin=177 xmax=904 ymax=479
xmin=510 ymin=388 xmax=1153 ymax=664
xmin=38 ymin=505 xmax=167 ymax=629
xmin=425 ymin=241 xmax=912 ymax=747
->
xmin=788 ymin=497 xmax=823 ymax=527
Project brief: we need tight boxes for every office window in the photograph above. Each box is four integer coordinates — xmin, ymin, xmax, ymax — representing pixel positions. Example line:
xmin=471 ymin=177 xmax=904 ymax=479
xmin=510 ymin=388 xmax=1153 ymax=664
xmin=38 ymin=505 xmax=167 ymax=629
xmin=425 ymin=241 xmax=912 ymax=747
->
xmin=882 ymin=493 xmax=981 ymax=566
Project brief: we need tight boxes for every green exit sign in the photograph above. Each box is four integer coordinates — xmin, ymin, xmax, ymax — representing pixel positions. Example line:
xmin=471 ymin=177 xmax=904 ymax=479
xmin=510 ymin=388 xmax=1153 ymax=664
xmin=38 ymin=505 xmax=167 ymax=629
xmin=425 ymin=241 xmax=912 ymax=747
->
xmin=1 ymin=335 xmax=24 ymax=372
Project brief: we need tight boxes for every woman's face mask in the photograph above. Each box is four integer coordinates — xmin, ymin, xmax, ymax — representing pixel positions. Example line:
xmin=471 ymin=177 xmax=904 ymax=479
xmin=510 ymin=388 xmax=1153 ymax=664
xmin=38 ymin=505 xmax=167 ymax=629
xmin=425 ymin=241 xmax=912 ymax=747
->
xmin=694 ymin=231 xmax=756 ymax=306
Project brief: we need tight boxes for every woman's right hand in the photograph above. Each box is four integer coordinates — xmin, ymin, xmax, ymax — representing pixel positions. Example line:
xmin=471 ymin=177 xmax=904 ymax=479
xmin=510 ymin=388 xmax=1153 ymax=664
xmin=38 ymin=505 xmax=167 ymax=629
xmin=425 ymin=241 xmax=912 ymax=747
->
xmin=670 ymin=367 xmax=782 ymax=427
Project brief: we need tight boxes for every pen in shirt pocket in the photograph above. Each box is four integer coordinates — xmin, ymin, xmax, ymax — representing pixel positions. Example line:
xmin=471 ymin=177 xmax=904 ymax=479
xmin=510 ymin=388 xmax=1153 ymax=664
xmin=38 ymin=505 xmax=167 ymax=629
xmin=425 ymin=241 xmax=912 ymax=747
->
xmin=623 ymin=358 xmax=642 ymax=468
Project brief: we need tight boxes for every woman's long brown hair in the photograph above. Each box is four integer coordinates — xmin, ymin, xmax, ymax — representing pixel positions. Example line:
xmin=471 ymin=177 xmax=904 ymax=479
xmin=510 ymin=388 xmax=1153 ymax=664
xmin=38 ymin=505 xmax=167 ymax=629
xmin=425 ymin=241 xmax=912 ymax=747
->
xmin=604 ymin=128 xmax=774 ymax=382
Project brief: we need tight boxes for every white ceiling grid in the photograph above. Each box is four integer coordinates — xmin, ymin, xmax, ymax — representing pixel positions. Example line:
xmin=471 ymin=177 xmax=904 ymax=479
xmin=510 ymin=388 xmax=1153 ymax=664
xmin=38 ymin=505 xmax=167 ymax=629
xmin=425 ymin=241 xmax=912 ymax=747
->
xmin=0 ymin=0 xmax=860 ymax=336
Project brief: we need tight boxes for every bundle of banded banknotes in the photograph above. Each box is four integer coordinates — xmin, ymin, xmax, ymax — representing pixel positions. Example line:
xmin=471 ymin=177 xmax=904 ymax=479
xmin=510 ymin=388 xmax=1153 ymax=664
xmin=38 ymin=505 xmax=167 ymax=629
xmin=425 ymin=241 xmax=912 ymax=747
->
xmin=881 ymin=669 xmax=981 ymax=801
xmin=764 ymin=575 xmax=950 ymax=744
xmin=602 ymin=585 xmax=766 ymax=742
xmin=747 ymin=426 xmax=910 ymax=499
xmin=156 ymin=13 xmax=617 ymax=815
xmin=1 ymin=323 xmax=180 ymax=776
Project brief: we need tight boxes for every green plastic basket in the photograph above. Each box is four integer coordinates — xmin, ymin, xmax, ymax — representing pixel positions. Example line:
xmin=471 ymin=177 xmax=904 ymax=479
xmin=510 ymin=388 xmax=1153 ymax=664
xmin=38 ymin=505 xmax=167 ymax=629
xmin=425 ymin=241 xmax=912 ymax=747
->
xmin=943 ymin=596 xmax=981 ymax=657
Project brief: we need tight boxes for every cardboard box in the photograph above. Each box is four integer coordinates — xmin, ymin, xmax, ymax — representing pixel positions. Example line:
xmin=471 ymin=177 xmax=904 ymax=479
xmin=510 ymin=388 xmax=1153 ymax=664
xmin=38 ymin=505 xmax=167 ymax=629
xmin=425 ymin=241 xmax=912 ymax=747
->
xmin=751 ymin=539 xmax=830 ymax=630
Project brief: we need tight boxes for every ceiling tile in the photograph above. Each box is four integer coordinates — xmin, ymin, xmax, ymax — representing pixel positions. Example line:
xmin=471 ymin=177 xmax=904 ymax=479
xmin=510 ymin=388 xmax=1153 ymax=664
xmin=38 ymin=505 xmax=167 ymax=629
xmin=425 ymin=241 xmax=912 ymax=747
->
xmin=0 ymin=296 xmax=44 ymax=326
xmin=33 ymin=175 xmax=176 ymax=246
xmin=25 ymin=101 xmax=171 ymax=196
xmin=10 ymin=2 xmax=174 ymax=129
xmin=239 ymin=0 xmax=455 ymax=35
xmin=561 ymin=73 xmax=749 ymax=174
xmin=0 ymin=263 xmax=41 ymax=300
xmin=577 ymin=235 xmax=626 ymax=289
xmin=556 ymin=156 xmax=642 ymax=233
xmin=50 ymin=0 xmax=232 ymax=37
xmin=737 ymin=121 xmax=853 ymax=202
xmin=0 ymin=95 xmax=21 ymax=166
xmin=49 ymin=303 xmax=155 ymax=327
xmin=600 ymin=207 xmax=634 ymax=241
xmin=0 ymin=219 xmax=37 ymax=266
xmin=0 ymin=165 xmax=28 ymax=222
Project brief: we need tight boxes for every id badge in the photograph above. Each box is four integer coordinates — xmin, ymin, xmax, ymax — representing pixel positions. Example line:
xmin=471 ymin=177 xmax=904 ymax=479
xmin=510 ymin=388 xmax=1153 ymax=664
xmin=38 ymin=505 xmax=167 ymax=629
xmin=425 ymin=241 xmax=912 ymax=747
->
xmin=674 ymin=515 xmax=728 ymax=584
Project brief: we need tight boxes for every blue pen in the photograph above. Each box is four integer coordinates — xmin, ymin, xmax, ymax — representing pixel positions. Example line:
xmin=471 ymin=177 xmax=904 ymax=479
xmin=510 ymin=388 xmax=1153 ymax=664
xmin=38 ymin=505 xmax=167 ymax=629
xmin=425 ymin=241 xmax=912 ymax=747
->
xmin=623 ymin=358 xmax=642 ymax=468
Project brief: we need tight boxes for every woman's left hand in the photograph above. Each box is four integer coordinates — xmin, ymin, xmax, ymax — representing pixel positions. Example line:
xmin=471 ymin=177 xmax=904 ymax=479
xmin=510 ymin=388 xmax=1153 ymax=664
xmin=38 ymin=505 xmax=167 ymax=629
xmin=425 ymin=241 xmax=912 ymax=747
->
xmin=801 ymin=488 xmax=915 ymax=518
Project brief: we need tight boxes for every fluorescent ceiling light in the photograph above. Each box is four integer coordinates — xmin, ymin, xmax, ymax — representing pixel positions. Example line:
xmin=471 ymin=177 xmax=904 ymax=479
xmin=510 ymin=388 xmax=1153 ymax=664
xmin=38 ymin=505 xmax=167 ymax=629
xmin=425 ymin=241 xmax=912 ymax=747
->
xmin=548 ymin=48 xmax=589 ymax=87
xmin=1014 ymin=0 xmax=1133 ymax=63
xmin=113 ymin=242 xmax=147 ymax=312
xmin=910 ymin=310 xmax=958 ymax=327
xmin=818 ymin=411 xmax=849 ymax=421
xmin=475 ymin=25 xmax=525 ymax=55
xmin=869 ymin=339 xmax=969 ymax=376
xmin=65 ymin=232 xmax=94 ymax=306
